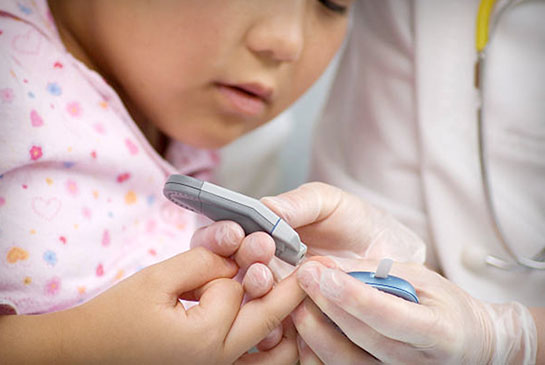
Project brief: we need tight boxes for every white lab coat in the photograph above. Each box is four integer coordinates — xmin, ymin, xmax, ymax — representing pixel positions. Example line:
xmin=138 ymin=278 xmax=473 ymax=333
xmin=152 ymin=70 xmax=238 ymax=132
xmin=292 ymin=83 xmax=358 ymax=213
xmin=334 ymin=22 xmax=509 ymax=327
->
xmin=311 ymin=0 xmax=545 ymax=306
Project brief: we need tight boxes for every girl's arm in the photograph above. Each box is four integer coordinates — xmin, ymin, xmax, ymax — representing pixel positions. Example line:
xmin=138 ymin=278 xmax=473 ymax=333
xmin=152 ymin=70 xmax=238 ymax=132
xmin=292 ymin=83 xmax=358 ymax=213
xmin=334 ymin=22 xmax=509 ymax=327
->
xmin=0 ymin=248 xmax=238 ymax=363
xmin=0 ymin=247 xmax=305 ymax=363
xmin=1 ymin=310 xmax=70 ymax=363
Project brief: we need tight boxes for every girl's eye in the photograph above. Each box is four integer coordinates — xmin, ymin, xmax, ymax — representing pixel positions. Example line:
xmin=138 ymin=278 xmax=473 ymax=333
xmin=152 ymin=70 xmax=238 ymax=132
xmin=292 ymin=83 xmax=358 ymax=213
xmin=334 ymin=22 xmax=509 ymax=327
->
xmin=318 ymin=0 xmax=348 ymax=14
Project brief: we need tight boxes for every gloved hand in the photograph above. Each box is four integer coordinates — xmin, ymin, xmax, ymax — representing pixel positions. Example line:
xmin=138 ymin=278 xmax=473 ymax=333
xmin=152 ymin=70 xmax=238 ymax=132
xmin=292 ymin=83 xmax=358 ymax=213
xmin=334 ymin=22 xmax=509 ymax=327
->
xmin=261 ymin=182 xmax=426 ymax=279
xmin=293 ymin=258 xmax=537 ymax=364
xmin=263 ymin=182 xmax=426 ymax=262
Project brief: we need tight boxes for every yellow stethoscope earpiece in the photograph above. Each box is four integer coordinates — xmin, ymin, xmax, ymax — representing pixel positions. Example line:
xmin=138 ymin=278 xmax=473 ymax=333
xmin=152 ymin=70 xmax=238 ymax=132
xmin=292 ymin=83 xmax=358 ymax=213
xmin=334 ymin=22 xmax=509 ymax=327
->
xmin=476 ymin=0 xmax=497 ymax=53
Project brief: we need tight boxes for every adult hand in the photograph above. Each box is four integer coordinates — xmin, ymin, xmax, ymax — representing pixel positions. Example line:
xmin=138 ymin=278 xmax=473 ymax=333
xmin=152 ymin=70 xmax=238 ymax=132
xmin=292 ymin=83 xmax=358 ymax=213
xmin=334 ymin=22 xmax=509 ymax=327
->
xmin=0 ymin=247 xmax=305 ymax=364
xmin=262 ymin=182 xmax=426 ymax=263
xmin=292 ymin=258 xmax=537 ymax=364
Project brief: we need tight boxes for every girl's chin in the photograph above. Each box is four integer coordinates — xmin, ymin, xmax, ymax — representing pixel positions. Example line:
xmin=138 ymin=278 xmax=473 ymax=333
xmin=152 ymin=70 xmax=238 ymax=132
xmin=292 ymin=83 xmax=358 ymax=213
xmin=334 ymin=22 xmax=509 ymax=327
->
xmin=177 ymin=132 xmax=244 ymax=150
xmin=164 ymin=116 xmax=262 ymax=149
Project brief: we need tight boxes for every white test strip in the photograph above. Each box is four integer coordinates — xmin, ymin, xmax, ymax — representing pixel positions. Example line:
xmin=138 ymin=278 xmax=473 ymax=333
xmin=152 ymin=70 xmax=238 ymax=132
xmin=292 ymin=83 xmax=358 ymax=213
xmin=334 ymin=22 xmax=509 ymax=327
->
xmin=375 ymin=258 xmax=394 ymax=278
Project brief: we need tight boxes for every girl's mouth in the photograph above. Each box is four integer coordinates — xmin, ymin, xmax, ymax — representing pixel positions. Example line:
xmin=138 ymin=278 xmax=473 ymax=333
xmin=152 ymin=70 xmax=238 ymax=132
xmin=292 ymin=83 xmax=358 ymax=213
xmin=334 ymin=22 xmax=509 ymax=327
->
xmin=215 ymin=82 xmax=272 ymax=116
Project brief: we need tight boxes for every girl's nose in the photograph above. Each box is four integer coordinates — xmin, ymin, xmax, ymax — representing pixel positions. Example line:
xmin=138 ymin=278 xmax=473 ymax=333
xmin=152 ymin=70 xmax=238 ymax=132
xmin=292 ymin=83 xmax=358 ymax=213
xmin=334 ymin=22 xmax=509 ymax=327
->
xmin=245 ymin=3 xmax=305 ymax=63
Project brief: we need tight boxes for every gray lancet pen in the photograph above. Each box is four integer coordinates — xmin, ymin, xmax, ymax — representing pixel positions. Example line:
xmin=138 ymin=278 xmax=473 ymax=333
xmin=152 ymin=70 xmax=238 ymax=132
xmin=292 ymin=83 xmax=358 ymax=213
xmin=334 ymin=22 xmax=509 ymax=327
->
xmin=163 ymin=174 xmax=307 ymax=266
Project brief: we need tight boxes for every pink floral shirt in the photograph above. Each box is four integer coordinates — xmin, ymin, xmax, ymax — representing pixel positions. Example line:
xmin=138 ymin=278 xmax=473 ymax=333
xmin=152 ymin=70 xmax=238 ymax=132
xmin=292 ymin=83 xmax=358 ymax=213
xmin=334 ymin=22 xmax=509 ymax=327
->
xmin=0 ymin=0 xmax=219 ymax=314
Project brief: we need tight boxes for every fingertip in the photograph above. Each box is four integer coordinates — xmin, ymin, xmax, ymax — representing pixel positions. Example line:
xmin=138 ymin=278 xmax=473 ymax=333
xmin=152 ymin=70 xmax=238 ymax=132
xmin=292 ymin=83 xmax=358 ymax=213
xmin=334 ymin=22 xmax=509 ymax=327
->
xmin=250 ymin=233 xmax=275 ymax=263
xmin=236 ymin=232 xmax=275 ymax=269
xmin=191 ymin=221 xmax=245 ymax=257
xmin=296 ymin=261 xmax=324 ymax=291
xmin=215 ymin=221 xmax=245 ymax=254
xmin=243 ymin=263 xmax=274 ymax=299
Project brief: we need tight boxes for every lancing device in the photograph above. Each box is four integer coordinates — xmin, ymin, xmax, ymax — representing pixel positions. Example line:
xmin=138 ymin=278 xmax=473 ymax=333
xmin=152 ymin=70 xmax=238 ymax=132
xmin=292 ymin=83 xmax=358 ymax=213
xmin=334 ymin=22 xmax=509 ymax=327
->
xmin=163 ymin=174 xmax=307 ymax=265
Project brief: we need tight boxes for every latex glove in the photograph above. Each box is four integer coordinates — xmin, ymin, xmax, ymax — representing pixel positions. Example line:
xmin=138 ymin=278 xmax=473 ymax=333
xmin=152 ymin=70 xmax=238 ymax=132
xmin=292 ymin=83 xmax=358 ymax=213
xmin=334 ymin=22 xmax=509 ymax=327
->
xmin=261 ymin=182 xmax=426 ymax=279
xmin=0 ymin=247 xmax=304 ymax=364
xmin=293 ymin=258 xmax=537 ymax=364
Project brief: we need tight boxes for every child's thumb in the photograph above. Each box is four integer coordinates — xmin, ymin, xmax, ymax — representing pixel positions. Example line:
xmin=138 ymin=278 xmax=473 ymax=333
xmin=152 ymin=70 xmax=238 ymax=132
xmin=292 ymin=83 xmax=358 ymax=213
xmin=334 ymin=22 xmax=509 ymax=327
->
xmin=146 ymin=247 xmax=238 ymax=297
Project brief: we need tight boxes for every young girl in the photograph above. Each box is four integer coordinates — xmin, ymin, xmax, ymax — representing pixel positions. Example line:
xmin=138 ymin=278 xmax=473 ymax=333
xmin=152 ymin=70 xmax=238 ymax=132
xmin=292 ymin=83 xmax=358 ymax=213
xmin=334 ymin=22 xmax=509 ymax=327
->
xmin=0 ymin=0 xmax=353 ymax=362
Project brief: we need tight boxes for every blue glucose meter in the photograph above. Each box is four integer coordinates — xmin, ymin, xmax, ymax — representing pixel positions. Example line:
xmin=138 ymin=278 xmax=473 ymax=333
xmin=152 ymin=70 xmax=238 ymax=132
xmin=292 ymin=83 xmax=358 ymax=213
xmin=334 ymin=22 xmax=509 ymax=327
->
xmin=347 ymin=271 xmax=419 ymax=303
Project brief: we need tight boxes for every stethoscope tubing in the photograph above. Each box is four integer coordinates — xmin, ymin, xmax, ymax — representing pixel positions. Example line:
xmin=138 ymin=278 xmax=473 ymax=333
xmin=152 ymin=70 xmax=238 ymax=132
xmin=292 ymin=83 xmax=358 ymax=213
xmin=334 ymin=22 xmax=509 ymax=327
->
xmin=475 ymin=0 xmax=545 ymax=270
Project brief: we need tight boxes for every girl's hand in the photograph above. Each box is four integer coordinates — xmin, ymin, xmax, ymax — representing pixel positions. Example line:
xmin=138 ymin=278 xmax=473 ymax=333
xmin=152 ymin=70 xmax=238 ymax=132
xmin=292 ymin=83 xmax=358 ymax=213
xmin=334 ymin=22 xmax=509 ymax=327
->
xmin=0 ymin=247 xmax=305 ymax=364
xmin=191 ymin=221 xmax=297 ymax=361
xmin=190 ymin=220 xmax=276 ymax=297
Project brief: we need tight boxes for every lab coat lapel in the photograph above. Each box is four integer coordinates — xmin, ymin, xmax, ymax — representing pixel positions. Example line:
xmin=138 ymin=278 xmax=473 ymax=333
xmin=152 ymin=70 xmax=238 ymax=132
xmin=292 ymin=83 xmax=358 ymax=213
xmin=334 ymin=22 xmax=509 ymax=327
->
xmin=413 ymin=1 xmax=515 ymax=289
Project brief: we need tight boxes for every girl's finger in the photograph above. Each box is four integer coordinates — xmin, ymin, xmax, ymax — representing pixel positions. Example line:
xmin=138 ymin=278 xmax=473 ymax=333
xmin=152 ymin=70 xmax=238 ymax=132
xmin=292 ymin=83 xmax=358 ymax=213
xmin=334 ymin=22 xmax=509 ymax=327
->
xmin=235 ymin=319 xmax=298 ymax=365
xmin=187 ymin=278 xmax=244 ymax=337
xmin=190 ymin=221 xmax=245 ymax=257
xmin=242 ymin=263 xmax=274 ymax=301
xmin=224 ymin=272 xmax=306 ymax=360
xmin=233 ymin=231 xmax=275 ymax=270
xmin=144 ymin=247 xmax=238 ymax=302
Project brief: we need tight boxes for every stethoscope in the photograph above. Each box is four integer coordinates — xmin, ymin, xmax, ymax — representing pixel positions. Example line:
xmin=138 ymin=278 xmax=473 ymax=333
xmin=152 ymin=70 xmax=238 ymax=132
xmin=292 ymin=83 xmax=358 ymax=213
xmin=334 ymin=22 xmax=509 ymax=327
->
xmin=475 ymin=0 xmax=545 ymax=270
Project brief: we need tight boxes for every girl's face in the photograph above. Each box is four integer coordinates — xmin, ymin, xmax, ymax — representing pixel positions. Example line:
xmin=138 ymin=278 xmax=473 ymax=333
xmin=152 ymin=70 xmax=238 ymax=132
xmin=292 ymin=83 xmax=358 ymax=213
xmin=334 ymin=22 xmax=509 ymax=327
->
xmin=51 ymin=0 xmax=352 ymax=148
